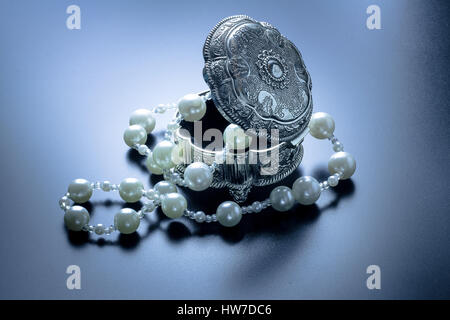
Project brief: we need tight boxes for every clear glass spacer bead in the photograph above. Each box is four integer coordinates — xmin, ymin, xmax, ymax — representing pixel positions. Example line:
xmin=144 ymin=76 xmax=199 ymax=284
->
xmin=167 ymin=121 xmax=180 ymax=131
xmin=194 ymin=211 xmax=206 ymax=223
xmin=59 ymin=196 xmax=71 ymax=210
xmin=327 ymin=175 xmax=339 ymax=187
xmin=94 ymin=224 xmax=105 ymax=235
xmin=155 ymin=104 xmax=166 ymax=113
xmin=320 ymin=181 xmax=330 ymax=190
xmin=332 ymin=141 xmax=344 ymax=152
xmin=252 ymin=201 xmax=263 ymax=213
xmin=145 ymin=189 xmax=159 ymax=200
xmin=142 ymin=202 xmax=156 ymax=213
xmin=101 ymin=180 xmax=112 ymax=191
xmin=138 ymin=144 xmax=150 ymax=156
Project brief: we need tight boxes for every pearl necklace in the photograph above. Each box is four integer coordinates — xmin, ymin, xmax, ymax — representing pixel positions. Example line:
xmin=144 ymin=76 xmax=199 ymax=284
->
xmin=59 ymin=93 xmax=356 ymax=234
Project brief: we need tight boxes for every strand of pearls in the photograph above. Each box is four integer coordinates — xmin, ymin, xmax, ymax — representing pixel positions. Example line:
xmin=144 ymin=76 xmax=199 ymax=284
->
xmin=125 ymin=93 xmax=219 ymax=192
xmin=59 ymin=179 xmax=158 ymax=235
xmin=59 ymin=94 xmax=356 ymax=234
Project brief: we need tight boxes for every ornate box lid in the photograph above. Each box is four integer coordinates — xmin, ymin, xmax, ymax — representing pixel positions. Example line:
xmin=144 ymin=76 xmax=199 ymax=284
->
xmin=203 ymin=15 xmax=313 ymax=144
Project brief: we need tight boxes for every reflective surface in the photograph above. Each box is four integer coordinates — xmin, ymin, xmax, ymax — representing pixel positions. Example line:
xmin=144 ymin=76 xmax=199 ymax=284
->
xmin=0 ymin=0 xmax=449 ymax=299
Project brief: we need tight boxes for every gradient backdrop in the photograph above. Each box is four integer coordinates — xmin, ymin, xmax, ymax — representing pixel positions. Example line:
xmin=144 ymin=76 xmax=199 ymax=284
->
xmin=0 ymin=0 xmax=449 ymax=299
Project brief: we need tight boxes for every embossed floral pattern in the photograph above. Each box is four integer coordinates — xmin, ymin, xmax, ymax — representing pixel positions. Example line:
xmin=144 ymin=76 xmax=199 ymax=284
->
xmin=256 ymin=50 xmax=290 ymax=89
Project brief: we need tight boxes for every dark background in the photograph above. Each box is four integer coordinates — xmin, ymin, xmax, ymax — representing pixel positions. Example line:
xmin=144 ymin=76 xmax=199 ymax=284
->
xmin=0 ymin=0 xmax=449 ymax=299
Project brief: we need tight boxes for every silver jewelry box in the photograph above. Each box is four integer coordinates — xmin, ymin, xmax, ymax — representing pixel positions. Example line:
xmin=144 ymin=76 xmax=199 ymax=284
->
xmin=176 ymin=15 xmax=313 ymax=202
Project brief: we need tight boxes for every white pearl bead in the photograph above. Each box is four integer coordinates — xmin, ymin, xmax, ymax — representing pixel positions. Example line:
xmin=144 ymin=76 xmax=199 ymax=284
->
xmin=152 ymin=140 xmax=176 ymax=169
xmin=154 ymin=181 xmax=177 ymax=194
xmin=328 ymin=151 xmax=356 ymax=180
xmin=161 ymin=193 xmax=187 ymax=219
xmin=145 ymin=152 xmax=163 ymax=175
xmin=114 ymin=208 xmax=140 ymax=234
xmin=64 ymin=205 xmax=90 ymax=231
xmin=129 ymin=109 xmax=156 ymax=134
xmin=68 ymin=179 xmax=93 ymax=203
xmin=177 ymin=94 xmax=206 ymax=122
xmin=308 ymin=112 xmax=335 ymax=139
xmin=223 ymin=124 xmax=252 ymax=150
xmin=216 ymin=201 xmax=242 ymax=227
xmin=270 ymin=186 xmax=295 ymax=211
xmin=292 ymin=176 xmax=321 ymax=205
xmin=119 ymin=178 xmax=144 ymax=203
xmin=123 ymin=125 xmax=147 ymax=147
xmin=184 ymin=162 xmax=213 ymax=191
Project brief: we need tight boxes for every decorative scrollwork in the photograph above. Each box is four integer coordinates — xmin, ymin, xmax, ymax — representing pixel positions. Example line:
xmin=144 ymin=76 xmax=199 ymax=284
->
xmin=203 ymin=15 xmax=313 ymax=143
xmin=256 ymin=50 xmax=290 ymax=89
